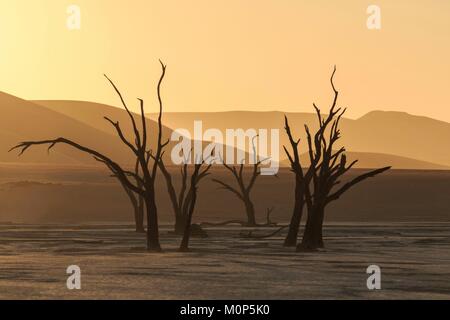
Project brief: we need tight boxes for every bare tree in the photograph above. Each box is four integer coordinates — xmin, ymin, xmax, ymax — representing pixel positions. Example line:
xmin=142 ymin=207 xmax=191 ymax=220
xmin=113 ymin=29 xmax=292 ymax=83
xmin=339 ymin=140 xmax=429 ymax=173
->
xmin=178 ymin=157 xmax=212 ymax=252
xmin=10 ymin=61 xmax=169 ymax=252
xmin=110 ymin=159 xmax=145 ymax=233
xmin=158 ymin=156 xmax=188 ymax=234
xmin=211 ymin=137 xmax=266 ymax=227
xmin=158 ymin=151 xmax=211 ymax=235
xmin=282 ymin=116 xmax=311 ymax=246
xmin=298 ymin=67 xmax=391 ymax=251
xmin=282 ymin=100 xmax=338 ymax=247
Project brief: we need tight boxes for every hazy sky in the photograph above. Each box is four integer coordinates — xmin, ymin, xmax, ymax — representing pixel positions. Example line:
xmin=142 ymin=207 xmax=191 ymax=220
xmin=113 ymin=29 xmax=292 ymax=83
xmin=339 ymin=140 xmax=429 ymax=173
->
xmin=1 ymin=0 xmax=449 ymax=121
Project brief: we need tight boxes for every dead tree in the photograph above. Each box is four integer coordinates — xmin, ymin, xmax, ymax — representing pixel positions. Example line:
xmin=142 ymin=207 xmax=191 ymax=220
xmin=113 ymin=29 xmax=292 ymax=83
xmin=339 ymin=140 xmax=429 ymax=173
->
xmin=178 ymin=157 xmax=212 ymax=252
xmin=283 ymin=98 xmax=338 ymax=247
xmin=10 ymin=61 xmax=169 ymax=252
xmin=158 ymin=152 xmax=211 ymax=235
xmin=282 ymin=117 xmax=310 ymax=246
xmin=212 ymin=137 xmax=265 ymax=227
xmin=298 ymin=67 xmax=391 ymax=251
xmin=212 ymin=162 xmax=259 ymax=226
xmin=158 ymin=156 xmax=188 ymax=234
xmin=265 ymin=207 xmax=277 ymax=227
xmin=110 ymin=159 xmax=145 ymax=233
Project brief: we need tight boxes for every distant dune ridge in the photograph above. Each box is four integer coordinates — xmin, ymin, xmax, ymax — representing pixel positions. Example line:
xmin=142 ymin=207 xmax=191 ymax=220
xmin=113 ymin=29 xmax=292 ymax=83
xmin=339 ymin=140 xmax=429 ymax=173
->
xmin=31 ymin=100 xmax=174 ymax=142
xmin=149 ymin=110 xmax=450 ymax=169
xmin=0 ymin=91 xmax=448 ymax=170
xmin=30 ymin=100 xmax=249 ymax=166
xmin=0 ymin=92 xmax=132 ymax=164
xmin=279 ymin=151 xmax=449 ymax=170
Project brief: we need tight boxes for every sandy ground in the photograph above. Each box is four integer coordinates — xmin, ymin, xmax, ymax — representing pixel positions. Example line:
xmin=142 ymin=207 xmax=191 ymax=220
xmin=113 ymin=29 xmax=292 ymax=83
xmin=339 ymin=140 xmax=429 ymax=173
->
xmin=1 ymin=223 xmax=450 ymax=299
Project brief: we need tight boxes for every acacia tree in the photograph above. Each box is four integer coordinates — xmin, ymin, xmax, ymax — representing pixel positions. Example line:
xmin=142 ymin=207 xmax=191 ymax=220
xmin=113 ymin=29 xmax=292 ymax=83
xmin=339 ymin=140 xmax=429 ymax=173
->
xmin=109 ymin=158 xmax=145 ymax=233
xmin=158 ymin=156 xmax=189 ymax=234
xmin=282 ymin=103 xmax=339 ymax=247
xmin=297 ymin=67 xmax=391 ymax=251
xmin=178 ymin=156 xmax=212 ymax=252
xmin=211 ymin=137 xmax=265 ymax=227
xmin=158 ymin=152 xmax=211 ymax=235
xmin=10 ymin=61 xmax=169 ymax=252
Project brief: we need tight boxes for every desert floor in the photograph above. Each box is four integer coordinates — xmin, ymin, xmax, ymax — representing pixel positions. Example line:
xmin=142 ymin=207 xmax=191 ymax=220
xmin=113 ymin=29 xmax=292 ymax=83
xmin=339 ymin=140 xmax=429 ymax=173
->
xmin=1 ymin=223 xmax=449 ymax=299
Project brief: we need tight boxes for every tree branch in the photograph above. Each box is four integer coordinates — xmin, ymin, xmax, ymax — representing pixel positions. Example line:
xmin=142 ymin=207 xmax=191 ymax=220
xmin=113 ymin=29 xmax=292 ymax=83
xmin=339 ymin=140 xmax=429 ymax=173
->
xmin=327 ymin=166 xmax=391 ymax=203
xmin=104 ymin=74 xmax=142 ymax=149
xmin=10 ymin=138 xmax=142 ymax=194
xmin=212 ymin=178 xmax=244 ymax=201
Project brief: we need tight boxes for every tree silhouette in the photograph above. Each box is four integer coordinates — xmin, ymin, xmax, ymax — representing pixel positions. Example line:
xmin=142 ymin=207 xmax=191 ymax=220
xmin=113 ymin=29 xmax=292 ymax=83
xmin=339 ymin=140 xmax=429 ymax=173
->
xmin=10 ymin=61 xmax=169 ymax=252
xmin=212 ymin=137 xmax=265 ymax=227
xmin=282 ymin=116 xmax=312 ymax=246
xmin=158 ymin=151 xmax=211 ymax=235
xmin=110 ymin=158 xmax=145 ymax=233
xmin=282 ymin=103 xmax=337 ymax=247
xmin=178 ymin=156 xmax=212 ymax=252
xmin=297 ymin=67 xmax=391 ymax=251
xmin=158 ymin=156 xmax=189 ymax=234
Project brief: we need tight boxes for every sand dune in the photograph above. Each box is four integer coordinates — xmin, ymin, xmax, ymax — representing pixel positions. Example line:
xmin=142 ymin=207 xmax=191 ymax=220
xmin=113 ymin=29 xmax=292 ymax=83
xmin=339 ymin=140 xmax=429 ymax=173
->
xmin=33 ymin=100 xmax=250 ymax=166
xmin=0 ymin=92 xmax=132 ymax=164
xmin=3 ymin=96 xmax=449 ymax=169
xmin=149 ymin=111 xmax=450 ymax=168
xmin=32 ymin=100 xmax=174 ymax=147
xmin=280 ymin=151 xmax=449 ymax=170
xmin=3 ymin=95 xmax=228 ymax=166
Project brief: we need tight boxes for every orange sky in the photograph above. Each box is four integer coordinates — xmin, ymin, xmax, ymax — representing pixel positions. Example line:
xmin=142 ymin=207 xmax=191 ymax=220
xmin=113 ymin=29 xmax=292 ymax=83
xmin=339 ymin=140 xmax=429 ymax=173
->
xmin=0 ymin=0 xmax=449 ymax=122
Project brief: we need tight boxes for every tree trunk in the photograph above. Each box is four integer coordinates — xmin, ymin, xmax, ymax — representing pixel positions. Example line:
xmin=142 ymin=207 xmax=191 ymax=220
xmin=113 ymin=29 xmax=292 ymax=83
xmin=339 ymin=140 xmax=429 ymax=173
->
xmin=179 ymin=215 xmax=192 ymax=252
xmin=244 ymin=196 xmax=257 ymax=226
xmin=283 ymin=203 xmax=303 ymax=247
xmin=179 ymin=191 xmax=197 ymax=252
xmin=117 ymin=178 xmax=145 ymax=233
xmin=174 ymin=210 xmax=187 ymax=235
xmin=298 ymin=205 xmax=325 ymax=251
xmin=145 ymin=195 xmax=161 ymax=252
xmin=134 ymin=197 xmax=145 ymax=233
xmin=283 ymin=183 xmax=304 ymax=247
